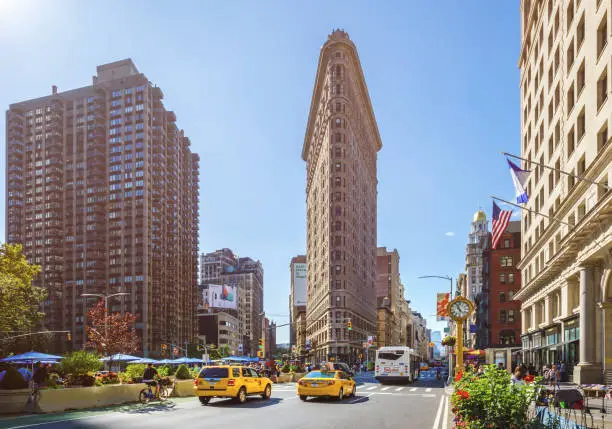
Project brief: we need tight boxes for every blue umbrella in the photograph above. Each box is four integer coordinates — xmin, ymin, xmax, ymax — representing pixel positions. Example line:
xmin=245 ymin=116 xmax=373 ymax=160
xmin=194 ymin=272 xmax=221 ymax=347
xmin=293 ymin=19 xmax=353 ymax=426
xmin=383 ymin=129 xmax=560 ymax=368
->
xmin=100 ymin=354 xmax=140 ymax=362
xmin=170 ymin=357 xmax=191 ymax=364
xmin=127 ymin=358 xmax=159 ymax=364
xmin=0 ymin=352 xmax=62 ymax=363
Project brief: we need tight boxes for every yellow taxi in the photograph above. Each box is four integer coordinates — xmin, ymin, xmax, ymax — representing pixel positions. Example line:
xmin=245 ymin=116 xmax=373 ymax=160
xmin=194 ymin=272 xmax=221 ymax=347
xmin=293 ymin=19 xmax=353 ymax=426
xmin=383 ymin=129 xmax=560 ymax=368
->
xmin=297 ymin=369 xmax=356 ymax=401
xmin=194 ymin=365 xmax=273 ymax=405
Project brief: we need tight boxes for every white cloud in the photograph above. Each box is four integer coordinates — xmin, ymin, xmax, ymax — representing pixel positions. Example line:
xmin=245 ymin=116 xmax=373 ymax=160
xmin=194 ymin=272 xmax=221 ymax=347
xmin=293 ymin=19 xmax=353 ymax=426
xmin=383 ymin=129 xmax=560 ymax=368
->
xmin=511 ymin=211 xmax=521 ymax=220
xmin=445 ymin=232 xmax=455 ymax=237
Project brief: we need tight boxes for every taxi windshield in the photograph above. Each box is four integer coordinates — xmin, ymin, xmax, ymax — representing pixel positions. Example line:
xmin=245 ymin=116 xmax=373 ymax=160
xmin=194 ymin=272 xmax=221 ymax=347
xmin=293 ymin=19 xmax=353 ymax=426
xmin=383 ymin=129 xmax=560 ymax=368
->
xmin=305 ymin=371 xmax=336 ymax=379
xmin=198 ymin=367 xmax=229 ymax=378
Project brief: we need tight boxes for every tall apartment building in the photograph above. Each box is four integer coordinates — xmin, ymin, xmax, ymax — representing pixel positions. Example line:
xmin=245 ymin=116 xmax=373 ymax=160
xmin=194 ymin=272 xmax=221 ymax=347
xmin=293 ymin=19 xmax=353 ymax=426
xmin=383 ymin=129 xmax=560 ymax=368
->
xmin=263 ymin=317 xmax=276 ymax=359
xmin=303 ymin=30 xmax=381 ymax=362
xmin=289 ymin=255 xmax=307 ymax=348
xmin=5 ymin=59 xmax=200 ymax=356
xmin=375 ymin=247 xmax=403 ymax=347
xmin=199 ymin=249 xmax=264 ymax=356
xmin=515 ymin=0 xmax=612 ymax=384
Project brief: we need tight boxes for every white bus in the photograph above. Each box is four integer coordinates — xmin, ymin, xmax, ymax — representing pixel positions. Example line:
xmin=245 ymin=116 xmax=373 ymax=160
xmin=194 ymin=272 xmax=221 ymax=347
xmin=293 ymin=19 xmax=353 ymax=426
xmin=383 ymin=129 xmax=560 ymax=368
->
xmin=375 ymin=346 xmax=419 ymax=384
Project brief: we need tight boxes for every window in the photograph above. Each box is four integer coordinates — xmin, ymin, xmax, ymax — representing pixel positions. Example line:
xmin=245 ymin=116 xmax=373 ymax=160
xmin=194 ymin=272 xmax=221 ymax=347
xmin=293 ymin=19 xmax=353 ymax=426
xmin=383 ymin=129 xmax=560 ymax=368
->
xmin=577 ymin=61 xmax=585 ymax=93
xmin=577 ymin=109 xmax=585 ymax=141
xmin=499 ymin=292 xmax=506 ymax=302
xmin=597 ymin=122 xmax=608 ymax=152
xmin=567 ymin=82 xmax=575 ymax=112
xmin=567 ymin=126 xmax=575 ymax=157
xmin=508 ymin=272 xmax=515 ymax=284
xmin=508 ymin=310 xmax=515 ymax=323
xmin=598 ymin=13 xmax=608 ymax=58
xmin=500 ymin=256 xmax=514 ymax=267
xmin=598 ymin=68 xmax=608 ymax=110
xmin=567 ymin=0 xmax=574 ymax=29
xmin=500 ymin=310 xmax=507 ymax=323
xmin=500 ymin=273 xmax=506 ymax=284
xmin=504 ymin=239 xmax=511 ymax=248
xmin=567 ymin=40 xmax=575 ymax=73
xmin=576 ymin=15 xmax=585 ymax=48
xmin=508 ymin=290 xmax=515 ymax=299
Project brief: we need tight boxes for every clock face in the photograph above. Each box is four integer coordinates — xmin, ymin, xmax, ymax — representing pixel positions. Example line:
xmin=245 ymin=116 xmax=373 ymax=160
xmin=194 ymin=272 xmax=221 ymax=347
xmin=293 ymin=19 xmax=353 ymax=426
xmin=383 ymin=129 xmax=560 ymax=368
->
xmin=450 ymin=300 xmax=470 ymax=319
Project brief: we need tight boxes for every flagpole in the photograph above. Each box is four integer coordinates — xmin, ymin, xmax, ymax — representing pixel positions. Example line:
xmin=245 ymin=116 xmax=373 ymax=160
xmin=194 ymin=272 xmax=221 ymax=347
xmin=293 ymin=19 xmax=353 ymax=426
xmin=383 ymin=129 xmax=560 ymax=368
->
xmin=502 ymin=152 xmax=611 ymax=191
xmin=490 ymin=196 xmax=571 ymax=227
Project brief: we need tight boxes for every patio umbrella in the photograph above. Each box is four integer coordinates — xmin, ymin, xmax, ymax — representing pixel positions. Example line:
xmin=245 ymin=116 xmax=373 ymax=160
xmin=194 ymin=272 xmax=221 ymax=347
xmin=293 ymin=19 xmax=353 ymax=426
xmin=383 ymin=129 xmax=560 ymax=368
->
xmin=100 ymin=354 xmax=140 ymax=362
xmin=127 ymin=358 xmax=159 ymax=364
xmin=170 ymin=357 xmax=191 ymax=364
xmin=0 ymin=351 xmax=62 ymax=363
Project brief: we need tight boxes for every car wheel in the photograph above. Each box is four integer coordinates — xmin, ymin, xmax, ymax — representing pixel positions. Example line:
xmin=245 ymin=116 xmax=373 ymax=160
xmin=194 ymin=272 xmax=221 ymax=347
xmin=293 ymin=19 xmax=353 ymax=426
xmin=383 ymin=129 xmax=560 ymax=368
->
xmin=198 ymin=397 xmax=210 ymax=405
xmin=237 ymin=387 xmax=247 ymax=404
xmin=261 ymin=384 xmax=271 ymax=399
xmin=350 ymin=384 xmax=356 ymax=397
xmin=300 ymin=395 xmax=308 ymax=401
xmin=337 ymin=388 xmax=344 ymax=401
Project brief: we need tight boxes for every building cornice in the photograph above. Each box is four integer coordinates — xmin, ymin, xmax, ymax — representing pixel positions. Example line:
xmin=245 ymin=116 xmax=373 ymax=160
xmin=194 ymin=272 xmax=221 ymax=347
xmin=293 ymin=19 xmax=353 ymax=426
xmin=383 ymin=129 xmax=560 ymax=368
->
xmin=517 ymin=142 xmax=612 ymax=271
xmin=514 ymin=190 xmax=612 ymax=302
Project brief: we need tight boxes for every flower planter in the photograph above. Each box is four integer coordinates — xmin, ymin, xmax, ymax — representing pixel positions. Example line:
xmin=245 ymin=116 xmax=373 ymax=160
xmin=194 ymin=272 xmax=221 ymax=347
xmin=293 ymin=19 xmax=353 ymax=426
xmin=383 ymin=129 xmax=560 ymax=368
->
xmin=0 ymin=389 xmax=30 ymax=414
xmin=292 ymin=373 xmax=307 ymax=382
xmin=277 ymin=374 xmax=292 ymax=383
xmin=35 ymin=383 xmax=145 ymax=413
xmin=172 ymin=379 xmax=195 ymax=397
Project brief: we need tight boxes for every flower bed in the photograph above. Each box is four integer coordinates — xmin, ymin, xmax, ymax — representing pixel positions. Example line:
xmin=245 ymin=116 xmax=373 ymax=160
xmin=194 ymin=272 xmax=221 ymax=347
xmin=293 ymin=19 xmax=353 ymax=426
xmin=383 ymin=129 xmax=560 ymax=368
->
xmin=35 ymin=383 xmax=146 ymax=413
xmin=451 ymin=365 xmax=540 ymax=428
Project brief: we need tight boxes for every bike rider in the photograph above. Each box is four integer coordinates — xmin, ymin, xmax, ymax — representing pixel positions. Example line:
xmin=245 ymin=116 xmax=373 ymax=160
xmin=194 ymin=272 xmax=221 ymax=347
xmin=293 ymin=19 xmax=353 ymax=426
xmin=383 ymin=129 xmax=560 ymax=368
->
xmin=142 ymin=363 xmax=160 ymax=397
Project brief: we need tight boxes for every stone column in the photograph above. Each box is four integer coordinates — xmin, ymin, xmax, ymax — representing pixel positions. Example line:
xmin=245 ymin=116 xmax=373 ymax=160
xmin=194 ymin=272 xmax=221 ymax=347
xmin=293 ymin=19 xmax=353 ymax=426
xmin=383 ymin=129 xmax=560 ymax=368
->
xmin=574 ymin=266 xmax=602 ymax=384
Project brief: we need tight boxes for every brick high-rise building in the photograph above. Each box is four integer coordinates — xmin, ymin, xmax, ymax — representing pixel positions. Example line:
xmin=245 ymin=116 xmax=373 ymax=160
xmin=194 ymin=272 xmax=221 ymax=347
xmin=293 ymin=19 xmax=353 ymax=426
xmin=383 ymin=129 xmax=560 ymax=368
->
xmin=485 ymin=221 xmax=522 ymax=368
xmin=5 ymin=59 xmax=200 ymax=356
xmin=375 ymin=247 xmax=403 ymax=347
xmin=303 ymin=30 xmax=381 ymax=362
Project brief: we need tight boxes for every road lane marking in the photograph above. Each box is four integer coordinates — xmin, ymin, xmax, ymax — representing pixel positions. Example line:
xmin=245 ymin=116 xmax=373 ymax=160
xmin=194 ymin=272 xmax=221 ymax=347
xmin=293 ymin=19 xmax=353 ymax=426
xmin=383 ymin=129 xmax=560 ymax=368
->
xmin=409 ymin=387 xmax=417 ymax=392
xmin=442 ymin=394 xmax=449 ymax=429
xmin=283 ymin=396 xmax=298 ymax=400
xmin=381 ymin=386 xmax=391 ymax=391
xmin=395 ymin=387 xmax=404 ymax=392
xmin=426 ymin=388 xmax=432 ymax=392
xmin=431 ymin=394 xmax=445 ymax=429
xmin=366 ymin=386 xmax=378 ymax=390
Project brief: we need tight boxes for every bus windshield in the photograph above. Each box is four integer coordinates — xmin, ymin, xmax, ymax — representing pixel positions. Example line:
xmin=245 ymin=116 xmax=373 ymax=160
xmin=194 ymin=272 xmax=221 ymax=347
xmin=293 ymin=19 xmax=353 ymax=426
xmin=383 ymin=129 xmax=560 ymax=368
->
xmin=377 ymin=351 xmax=404 ymax=360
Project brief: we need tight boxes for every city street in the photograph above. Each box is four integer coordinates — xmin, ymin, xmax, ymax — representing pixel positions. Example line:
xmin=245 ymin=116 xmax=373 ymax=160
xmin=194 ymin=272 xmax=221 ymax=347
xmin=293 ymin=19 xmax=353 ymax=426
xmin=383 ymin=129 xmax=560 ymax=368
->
xmin=0 ymin=373 xmax=452 ymax=429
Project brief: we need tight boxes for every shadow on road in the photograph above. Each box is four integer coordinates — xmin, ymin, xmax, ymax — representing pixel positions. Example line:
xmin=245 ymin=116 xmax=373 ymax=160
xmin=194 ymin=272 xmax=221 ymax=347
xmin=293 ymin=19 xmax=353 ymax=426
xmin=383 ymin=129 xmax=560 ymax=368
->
xmin=116 ymin=401 xmax=180 ymax=414
xmin=302 ymin=395 xmax=370 ymax=405
xmin=207 ymin=397 xmax=282 ymax=409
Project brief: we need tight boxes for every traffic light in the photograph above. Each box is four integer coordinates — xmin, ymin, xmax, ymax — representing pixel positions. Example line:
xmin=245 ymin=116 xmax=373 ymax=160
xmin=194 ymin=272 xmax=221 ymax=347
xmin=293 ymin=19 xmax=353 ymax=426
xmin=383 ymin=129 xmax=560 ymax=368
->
xmin=161 ymin=343 xmax=168 ymax=352
xmin=258 ymin=338 xmax=263 ymax=349
xmin=257 ymin=351 xmax=263 ymax=358
xmin=67 ymin=332 xmax=72 ymax=342
xmin=347 ymin=320 xmax=352 ymax=331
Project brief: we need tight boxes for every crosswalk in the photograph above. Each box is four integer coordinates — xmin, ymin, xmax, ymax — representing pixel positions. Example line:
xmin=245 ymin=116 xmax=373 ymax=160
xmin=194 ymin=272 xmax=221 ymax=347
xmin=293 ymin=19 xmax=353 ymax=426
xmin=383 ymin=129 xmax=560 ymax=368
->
xmin=272 ymin=383 xmax=441 ymax=399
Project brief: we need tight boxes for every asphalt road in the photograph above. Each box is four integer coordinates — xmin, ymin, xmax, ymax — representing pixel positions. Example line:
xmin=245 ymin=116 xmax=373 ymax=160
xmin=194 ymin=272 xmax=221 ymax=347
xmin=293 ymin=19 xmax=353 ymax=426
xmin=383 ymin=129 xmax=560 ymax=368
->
xmin=0 ymin=371 xmax=452 ymax=429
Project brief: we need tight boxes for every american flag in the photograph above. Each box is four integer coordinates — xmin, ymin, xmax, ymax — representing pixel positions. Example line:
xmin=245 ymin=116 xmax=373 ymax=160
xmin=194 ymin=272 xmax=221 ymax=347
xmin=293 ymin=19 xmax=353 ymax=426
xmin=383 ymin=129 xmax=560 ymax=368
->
xmin=492 ymin=201 xmax=512 ymax=250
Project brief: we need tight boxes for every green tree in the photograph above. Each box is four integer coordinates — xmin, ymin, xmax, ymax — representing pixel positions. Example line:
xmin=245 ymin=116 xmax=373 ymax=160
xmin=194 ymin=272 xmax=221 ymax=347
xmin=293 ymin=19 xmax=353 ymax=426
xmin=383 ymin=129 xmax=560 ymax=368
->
xmin=219 ymin=344 xmax=231 ymax=358
xmin=175 ymin=364 xmax=192 ymax=380
xmin=59 ymin=350 xmax=102 ymax=376
xmin=0 ymin=244 xmax=46 ymax=336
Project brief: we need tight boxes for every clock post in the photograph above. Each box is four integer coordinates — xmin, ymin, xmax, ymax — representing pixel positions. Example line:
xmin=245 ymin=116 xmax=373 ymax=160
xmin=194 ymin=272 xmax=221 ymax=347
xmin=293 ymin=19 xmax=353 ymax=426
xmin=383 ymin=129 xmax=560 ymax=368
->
xmin=446 ymin=296 xmax=475 ymax=374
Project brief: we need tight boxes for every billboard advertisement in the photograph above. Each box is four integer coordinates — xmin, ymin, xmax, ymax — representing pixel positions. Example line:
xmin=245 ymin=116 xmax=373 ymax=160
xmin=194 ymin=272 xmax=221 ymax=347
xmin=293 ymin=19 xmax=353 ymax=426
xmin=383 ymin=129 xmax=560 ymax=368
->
xmin=293 ymin=263 xmax=307 ymax=307
xmin=204 ymin=284 xmax=238 ymax=310
xmin=436 ymin=293 xmax=450 ymax=321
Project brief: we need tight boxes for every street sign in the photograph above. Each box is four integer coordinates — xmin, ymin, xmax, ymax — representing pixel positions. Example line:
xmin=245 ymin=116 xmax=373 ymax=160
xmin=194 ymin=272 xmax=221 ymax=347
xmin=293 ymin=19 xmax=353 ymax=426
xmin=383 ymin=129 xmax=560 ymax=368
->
xmin=238 ymin=344 xmax=243 ymax=352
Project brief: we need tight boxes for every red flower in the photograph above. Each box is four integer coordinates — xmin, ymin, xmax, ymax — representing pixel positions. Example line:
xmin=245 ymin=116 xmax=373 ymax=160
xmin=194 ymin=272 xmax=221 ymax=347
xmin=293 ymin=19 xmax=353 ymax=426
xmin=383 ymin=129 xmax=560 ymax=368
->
xmin=524 ymin=375 xmax=535 ymax=384
xmin=455 ymin=371 xmax=463 ymax=382
xmin=456 ymin=389 xmax=470 ymax=399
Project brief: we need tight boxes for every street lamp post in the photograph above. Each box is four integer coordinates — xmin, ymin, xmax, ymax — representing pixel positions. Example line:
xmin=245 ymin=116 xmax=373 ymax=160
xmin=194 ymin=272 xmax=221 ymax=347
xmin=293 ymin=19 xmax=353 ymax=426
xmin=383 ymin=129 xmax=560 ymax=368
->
xmin=417 ymin=275 xmax=454 ymax=385
xmin=81 ymin=292 xmax=129 ymax=344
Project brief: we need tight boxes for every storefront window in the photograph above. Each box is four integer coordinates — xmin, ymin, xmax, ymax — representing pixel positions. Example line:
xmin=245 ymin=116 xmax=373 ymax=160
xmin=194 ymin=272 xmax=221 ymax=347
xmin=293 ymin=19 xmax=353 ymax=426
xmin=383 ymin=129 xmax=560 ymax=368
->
xmin=564 ymin=319 xmax=580 ymax=342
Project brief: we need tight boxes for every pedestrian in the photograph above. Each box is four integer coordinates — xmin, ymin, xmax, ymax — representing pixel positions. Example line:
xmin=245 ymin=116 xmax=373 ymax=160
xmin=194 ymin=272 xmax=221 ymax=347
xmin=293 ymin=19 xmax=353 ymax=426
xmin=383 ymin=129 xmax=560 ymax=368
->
xmin=548 ymin=364 xmax=560 ymax=389
xmin=511 ymin=366 xmax=526 ymax=385
xmin=497 ymin=362 xmax=504 ymax=371
xmin=559 ymin=362 xmax=566 ymax=382
xmin=32 ymin=362 xmax=48 ymax=387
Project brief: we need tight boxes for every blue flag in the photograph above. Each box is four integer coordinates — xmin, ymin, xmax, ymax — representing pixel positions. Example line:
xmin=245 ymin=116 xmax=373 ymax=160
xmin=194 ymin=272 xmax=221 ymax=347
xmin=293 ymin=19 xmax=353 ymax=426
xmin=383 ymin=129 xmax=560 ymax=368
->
xmin=507 ymin=158 xmax=530 ymax=204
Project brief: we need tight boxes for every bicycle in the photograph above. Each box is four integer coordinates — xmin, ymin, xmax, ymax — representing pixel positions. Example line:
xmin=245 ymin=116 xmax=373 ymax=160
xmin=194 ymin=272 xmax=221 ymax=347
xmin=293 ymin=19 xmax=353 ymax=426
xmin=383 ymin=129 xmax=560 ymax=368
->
xmin=139 ymin=380 xmax=169 ymax=404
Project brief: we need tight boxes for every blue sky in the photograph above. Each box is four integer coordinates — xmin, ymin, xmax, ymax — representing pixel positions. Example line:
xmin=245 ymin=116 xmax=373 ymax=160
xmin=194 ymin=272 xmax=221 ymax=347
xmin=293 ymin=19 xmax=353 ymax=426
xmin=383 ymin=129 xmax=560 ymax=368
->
xmin=0 ymin=1 xmax=520 ymax=343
